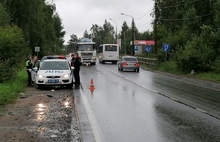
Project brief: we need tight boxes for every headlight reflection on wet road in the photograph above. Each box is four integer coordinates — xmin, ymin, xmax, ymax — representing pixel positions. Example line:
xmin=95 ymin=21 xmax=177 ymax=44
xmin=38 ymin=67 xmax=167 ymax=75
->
xmin=35 ymin=103 xmax=47 ymax=122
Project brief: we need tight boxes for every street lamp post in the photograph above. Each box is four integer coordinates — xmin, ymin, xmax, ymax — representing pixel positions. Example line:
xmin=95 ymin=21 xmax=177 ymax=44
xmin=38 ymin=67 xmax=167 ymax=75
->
xmin=109 ymin=18 xmax=118 ymax=44
xmin=124 ymin=30 xmax=128 ymax=55
xmin=121 ymin=13 xmax=135 ymax=56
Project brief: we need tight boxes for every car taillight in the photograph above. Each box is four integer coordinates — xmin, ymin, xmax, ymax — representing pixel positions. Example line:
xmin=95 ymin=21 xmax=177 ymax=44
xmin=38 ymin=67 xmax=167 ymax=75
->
xmin=59 ymin=56 xmax=66 ymax=59
xmin=135 ymin=62 xmax=140 ymax=66
xmin=122 ymin=62 xmax=128 ymax=66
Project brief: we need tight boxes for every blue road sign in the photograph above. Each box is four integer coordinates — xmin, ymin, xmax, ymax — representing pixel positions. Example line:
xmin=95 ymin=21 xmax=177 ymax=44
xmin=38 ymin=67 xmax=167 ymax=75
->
xmin=145 ymin=46 xmax=152 ymax=53
xmin=162 ymin=44 xmax=171 ymax=52
xmin=134 ymin=46 xmax=138 ymax=51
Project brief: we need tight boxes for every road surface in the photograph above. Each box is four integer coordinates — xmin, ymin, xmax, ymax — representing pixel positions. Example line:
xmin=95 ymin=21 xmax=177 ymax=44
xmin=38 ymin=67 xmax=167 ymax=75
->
xmin=75 ymin=63 xmax=220 ymax=142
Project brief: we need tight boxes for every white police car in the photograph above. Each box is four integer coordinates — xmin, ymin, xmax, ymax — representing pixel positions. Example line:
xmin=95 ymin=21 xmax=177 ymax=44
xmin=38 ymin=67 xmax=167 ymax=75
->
xmin=35 ymin=59 xmax=74 ymax=89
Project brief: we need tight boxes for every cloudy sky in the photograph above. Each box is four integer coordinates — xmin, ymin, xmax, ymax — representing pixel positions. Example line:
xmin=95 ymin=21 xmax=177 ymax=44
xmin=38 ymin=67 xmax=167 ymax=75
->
xmin=52 ymin=0 xmax=154 ymax=44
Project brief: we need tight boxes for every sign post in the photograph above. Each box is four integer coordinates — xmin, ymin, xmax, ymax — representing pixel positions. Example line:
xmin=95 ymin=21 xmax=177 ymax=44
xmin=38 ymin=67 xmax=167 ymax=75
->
xmin=35 ymin=47 xmax=40 ymax=57
xmin=145 ymin=46 xmax=152 ymax=58
xmin=162 ymin=44 xmax=170 ymax=62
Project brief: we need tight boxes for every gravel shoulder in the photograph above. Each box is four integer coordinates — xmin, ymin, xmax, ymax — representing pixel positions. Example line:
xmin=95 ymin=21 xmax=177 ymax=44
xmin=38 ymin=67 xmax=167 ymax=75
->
xmin=0 ymin=87 xmax=81 ymax=142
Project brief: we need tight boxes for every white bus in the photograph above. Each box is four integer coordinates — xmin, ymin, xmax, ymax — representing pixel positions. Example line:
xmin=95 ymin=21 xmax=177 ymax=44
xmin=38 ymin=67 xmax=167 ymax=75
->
xmin=98 ymin=44 xmax=119 ymax=64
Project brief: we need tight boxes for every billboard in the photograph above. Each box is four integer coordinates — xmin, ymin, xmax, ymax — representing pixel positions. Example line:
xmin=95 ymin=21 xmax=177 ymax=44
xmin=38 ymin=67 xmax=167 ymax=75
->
xmin=131 ymin=40 xmax=155 ymax=45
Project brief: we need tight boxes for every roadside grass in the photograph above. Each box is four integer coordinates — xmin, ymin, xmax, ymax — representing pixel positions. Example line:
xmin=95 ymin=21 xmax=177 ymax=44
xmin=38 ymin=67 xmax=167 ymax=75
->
xmin=0 ymin=68 xmax=27 ymax=108
xmin=141 ymin=61 xmax=220 ymax=82
xmin=189 ymin=72 xmax=220 ymax=82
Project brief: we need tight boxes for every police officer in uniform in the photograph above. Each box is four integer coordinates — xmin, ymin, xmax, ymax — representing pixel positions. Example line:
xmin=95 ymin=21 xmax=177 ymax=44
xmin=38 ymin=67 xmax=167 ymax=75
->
xmin=26 ymin=55 xmax=33 ymax=86
xmin=73 ymin=53 xmax=81 ymax=88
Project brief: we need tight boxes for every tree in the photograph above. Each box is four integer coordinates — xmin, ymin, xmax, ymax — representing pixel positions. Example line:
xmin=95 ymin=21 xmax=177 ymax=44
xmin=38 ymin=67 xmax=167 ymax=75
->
xmin=83 ymin=30 xmax=89 ymax=38
xmin=0 ymin=3 xmax=10 ymax=26
xmin=3 ymin=0 xmax=65 ymax=57
xmin=0 ymin=25 xmax=27 ymax=82
xmin=66 ymin=34 xmax=78 ymax=53
xmin=154 ymin=0 xmax=219 ymax=72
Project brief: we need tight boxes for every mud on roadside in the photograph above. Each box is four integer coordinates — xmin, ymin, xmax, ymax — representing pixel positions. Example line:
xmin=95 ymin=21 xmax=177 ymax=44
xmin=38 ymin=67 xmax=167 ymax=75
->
xmin=0 ymin=87 xmax=81 ymax=142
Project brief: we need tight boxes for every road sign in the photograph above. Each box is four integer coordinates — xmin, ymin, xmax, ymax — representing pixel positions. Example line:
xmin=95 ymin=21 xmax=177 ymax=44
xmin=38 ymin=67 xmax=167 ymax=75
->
xmin=145 ymin=46 xmax=152 ymax=53
xmin=35 ymin=47 xmax=40 ymax=52
xmin=162 ymin=44 xmax=170 ymax=52
xmin=134 ymin=46 xmax=138 ymax=51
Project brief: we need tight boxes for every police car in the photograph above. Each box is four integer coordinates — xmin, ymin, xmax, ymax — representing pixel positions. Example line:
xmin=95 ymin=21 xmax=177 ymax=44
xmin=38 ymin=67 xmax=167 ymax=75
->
xmin=35 ymin=58 xmax=74 ymax=89
xmin=40 ymin=55 xmax=66 ymax=66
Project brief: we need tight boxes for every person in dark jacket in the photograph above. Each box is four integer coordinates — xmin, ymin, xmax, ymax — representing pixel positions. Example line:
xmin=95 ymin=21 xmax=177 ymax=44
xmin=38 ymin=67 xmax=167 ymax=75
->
xmin=70 ymin=53 xmax=75 ymax=67
xmin=73 ymin=53 xmax=81 ymax=88
xmin=26 ymin=55 xmax=33 ymax=86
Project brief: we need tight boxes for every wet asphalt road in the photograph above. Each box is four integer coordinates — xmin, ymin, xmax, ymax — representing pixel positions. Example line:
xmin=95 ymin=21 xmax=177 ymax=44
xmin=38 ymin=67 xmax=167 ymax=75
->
xmin=75 ymin=63 xmax=220 ymax=142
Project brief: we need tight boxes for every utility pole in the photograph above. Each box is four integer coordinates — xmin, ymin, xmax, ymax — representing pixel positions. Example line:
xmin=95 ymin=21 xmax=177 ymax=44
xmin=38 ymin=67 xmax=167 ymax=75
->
xmin=124 ymin=30 xmax=128 ymax=55
xmin=121 ymin=13 xmax=135 ymax=56
xmin=154 ymin=0 xmax=158 ymax=54
xmin=109 ymin=18 xmax=118 ymax=44
xmin=132 ymin=18 xmax=135 ymax=56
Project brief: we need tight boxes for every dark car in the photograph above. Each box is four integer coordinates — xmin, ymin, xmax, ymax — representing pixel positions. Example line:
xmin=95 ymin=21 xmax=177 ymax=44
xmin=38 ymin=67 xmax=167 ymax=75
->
xmin=117 ymin=56 xmax=140 ymax=72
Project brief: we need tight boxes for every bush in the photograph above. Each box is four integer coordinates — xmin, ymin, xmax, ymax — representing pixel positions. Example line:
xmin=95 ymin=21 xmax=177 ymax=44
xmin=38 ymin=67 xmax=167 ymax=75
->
xmin=158 ymin=60 xmax=179 ymax=73
xmin=0 ymin=68 xmax=27 ymax=106
xmin=212 ymin=56 xmax=220 ymax=73
xmin=0 ymin=25 xmax=28 ymax=83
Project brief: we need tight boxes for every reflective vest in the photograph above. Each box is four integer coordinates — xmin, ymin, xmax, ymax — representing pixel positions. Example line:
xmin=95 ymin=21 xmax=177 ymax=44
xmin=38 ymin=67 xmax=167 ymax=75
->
xmin=26 ymin=59 xmax=32 ymax=69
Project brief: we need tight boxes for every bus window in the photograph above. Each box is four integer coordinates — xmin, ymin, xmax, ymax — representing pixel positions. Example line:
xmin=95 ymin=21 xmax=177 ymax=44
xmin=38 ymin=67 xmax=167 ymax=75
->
xmin=105 ymin=45 xmax=117 ymax=51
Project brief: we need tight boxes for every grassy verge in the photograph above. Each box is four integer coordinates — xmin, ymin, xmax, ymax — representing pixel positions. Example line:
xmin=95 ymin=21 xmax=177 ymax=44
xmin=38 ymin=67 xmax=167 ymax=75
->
xmin=0 ymin=68 xmax=27 ymax=107
xmin=141 ymin=61 xmax=220 ymax=82
xmin=189 ymin=72 xmax=220 ymax=82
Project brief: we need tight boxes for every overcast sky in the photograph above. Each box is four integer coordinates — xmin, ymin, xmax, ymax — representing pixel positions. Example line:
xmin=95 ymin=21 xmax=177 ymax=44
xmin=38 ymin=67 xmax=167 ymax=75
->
xmin=52 ymin=0 xmax=154 ymax=44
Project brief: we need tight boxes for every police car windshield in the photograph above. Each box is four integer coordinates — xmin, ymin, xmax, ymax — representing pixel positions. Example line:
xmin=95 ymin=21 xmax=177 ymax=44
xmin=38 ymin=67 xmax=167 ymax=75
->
xmin=40 ymin=61 xmax=69 ymax=70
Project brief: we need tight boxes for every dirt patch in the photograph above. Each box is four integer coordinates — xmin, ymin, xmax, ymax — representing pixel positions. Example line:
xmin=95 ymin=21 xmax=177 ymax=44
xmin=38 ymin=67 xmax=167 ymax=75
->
xmin=0 ymin=87 xmax=81 ymax=142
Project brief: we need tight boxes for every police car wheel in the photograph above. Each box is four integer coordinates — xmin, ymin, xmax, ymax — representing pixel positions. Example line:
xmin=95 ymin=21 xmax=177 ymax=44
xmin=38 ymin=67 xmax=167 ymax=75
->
xmin=67 ymin=83 xmax=73 ymax=89
xmin=36 ymin=84 xmax=43 ymax=89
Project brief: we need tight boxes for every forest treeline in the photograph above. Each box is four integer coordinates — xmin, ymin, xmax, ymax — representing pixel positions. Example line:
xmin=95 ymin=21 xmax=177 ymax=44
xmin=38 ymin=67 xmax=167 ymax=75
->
xmin=0 ymin=0 xmax=65 ymax=82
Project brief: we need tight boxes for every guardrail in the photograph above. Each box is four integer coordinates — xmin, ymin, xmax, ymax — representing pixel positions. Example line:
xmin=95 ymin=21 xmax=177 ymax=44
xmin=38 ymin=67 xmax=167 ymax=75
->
xmin=136 ymin=57 xmax=158 ymax=66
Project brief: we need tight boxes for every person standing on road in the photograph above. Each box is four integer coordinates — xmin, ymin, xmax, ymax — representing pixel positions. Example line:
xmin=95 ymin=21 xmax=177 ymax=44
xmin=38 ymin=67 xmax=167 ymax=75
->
xmin=26 ymin=55 xmax=33 ymax=86
xmin=32 ymin=56 xmax=40 ymax=69
xmin=70 ymin=53 xmax=75 ymax=67
xmin=31 ymin=56 xmax=40 ymax=85
xmin=73 ymin=53 xmax=81 ymax=88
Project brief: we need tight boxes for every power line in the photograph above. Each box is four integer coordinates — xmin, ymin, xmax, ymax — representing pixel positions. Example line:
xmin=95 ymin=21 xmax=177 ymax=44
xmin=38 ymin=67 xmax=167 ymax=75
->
xmin=137 ymin=19 xmax=152 ymax=28
xmin=161 ymin=0 xmax=199 ymax=9
xmin=158 ymin=13 xmax=213 ymax=21
xmin=136 ymin=10 xmax=152 ymax=21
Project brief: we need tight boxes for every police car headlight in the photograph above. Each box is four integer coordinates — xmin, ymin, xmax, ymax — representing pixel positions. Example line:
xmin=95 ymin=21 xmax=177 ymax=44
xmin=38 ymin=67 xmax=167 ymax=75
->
xmin=38 ymin=74 xmax=44 ymax=79
xmin=63 ymin=74 xmax=69 ymax=78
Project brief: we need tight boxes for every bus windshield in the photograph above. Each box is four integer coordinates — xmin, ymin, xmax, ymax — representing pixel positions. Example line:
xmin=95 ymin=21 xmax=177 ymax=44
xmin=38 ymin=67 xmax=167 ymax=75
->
xmin=78 ymin=44 xmax=94 ymax=51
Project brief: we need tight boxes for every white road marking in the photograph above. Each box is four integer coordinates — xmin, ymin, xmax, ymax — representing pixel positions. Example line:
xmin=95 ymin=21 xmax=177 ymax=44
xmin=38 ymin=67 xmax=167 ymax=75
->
xmin=196 ymin=108 xmax=207 ymax=113
xmin=80 ymin=90 xmax=103 ymax=142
